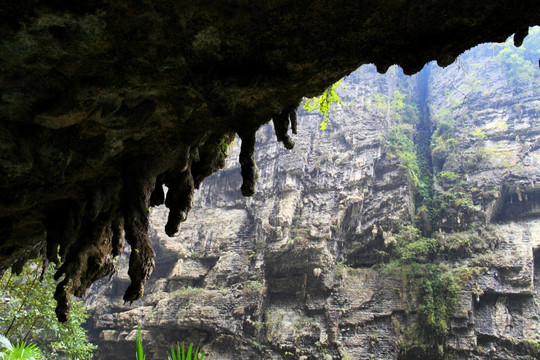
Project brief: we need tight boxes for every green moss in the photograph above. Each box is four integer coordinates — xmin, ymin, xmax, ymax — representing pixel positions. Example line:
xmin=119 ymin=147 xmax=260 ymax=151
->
xmin=245 ymin=280 xmax=264 ymax=294
xmin=524 ymin=338 xmax=540 ymax=357
xmin=265 ymin=307 xmax=286 ymax=343
xmin=173 ymin=286 xmax=205 ymax=299
xmin=437 ymin=171 xmax=458 ymax=182
xmin=334 ymin=261 xmax=354 ymax=279
xmin=452 ymin=266 xmax=486 ymax=284
xmin=380 ymin=225 xmax=461 ymax=358
xmin=471 ymin=127 xmax=486 ymax=140
xmin=387 ymin=128 xmax=420 ymax=186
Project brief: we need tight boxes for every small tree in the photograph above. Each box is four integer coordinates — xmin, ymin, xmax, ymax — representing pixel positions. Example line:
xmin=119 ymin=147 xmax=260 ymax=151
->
xmin=0 ymin=259 xmax=96 ymax=359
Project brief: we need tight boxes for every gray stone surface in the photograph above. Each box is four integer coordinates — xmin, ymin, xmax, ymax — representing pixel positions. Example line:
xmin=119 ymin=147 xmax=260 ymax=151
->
xmin=85 ymin=42 xmax=540 ymax=359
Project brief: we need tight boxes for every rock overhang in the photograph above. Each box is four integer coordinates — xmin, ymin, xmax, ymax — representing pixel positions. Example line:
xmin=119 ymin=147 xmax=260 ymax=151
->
xmin=0 ymin=0 xmax=539 ymax=320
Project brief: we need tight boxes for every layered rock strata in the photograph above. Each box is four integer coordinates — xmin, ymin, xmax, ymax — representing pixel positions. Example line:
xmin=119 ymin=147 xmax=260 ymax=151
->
xmin=1 ymin=1 xmax=540 ymax=319
xmin=86 ymin=37 xmax=540 ymax=359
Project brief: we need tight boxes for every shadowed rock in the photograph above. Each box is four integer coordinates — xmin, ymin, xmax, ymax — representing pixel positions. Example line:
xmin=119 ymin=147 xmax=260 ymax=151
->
xmin=0 ymin=0 xmax=539 ymax=320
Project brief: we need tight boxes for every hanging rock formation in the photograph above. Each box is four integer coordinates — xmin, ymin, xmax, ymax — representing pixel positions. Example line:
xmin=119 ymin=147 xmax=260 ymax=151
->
xmin=1 ymin=1 xmax=540 ymax=320
xmin=85 ymin=37 xmax=540 ymax=359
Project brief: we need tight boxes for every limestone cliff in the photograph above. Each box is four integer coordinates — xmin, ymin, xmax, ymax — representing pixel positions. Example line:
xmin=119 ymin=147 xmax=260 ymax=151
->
xmin=85 ymin=33 xmax=540 ymax=359
xmin=1 ymin=1 xmax=540 ymax=321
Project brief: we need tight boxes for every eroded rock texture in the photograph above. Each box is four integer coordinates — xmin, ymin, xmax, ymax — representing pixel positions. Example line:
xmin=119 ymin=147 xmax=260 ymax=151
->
xmin=85 ymin=44 xmax=540 ymax=360
xmin=1 ymin=1 xmax=540 ymax=320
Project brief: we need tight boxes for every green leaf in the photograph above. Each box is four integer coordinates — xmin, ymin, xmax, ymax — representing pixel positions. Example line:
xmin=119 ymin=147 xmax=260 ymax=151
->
xmin=0 ymin=259 xmax=96 ymax=359
xmin=135 ymin=325 xmax=145 ymax=360
xmin=303 ymin=80 xmax=343 ymax=130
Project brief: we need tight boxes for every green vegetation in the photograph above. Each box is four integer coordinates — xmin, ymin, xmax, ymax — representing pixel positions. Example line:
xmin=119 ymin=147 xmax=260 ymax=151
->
xmin=265 ymin=307 xmax=286 ymax=343
xmin=0 ymin=259 xmax=96 ymax=359
xmin=493 ymin=28 xmax=539 ymax=88
xmin=334 ymin=261 xmax=354 ymax=279
xmin=220 ymin=132 xmax=236 ymax=157
xmin=430 ymin=97 xmax=460 ymax=172
xmin=172 ymin=286 xmax=205 ymax=299
xmin=471 ymin=127 xmax=486 ymax=140
xmin=437 ymin=171 xmax=458 ymax=182
xmin=168 ymin=343 xmax=205 ymax=360
xmin=0 ymin=335 xmax=43 ymax=360
xmin=303 ymin=80 xmax=344 ymax=130
xmin=135 ymin=325 xmax=145 ymax=360
xmin=369 ymin=39 xmax=540 ymax=357
xmin=380 ymin=88 xmax=430 ymax=201
xmin=370 ymin=88 xmax=418 ymax=123
xmin=524 ymin=338 xmax=540 ymax=358
xmin=387 ymin=128 xmax=422 ymax=190
xmin=245 ymin=280 xmax=264 ymax=294
xmin=392 ymin=226 xmax=438 ymax=264
xmin=435 ymin=185 xmax=483 ymax=231
xmin=135 ymin=325 xmax=205 ymax=360
xmin=380 ymin=226 xmax=461 ymax=359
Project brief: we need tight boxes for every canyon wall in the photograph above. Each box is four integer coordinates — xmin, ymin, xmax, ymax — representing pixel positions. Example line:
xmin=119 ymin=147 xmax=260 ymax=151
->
xmin=2 ymin=2 xmax=540 ymax=317
xmin=85 ymin=33 xmax=540 ymax=360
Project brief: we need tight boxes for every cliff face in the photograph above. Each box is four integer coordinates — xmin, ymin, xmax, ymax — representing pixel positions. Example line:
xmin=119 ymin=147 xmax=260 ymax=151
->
xmin=1 ymin=1 xmax=540 ymax=320
xmin=85 ymin=33 xmax=540 ymax=359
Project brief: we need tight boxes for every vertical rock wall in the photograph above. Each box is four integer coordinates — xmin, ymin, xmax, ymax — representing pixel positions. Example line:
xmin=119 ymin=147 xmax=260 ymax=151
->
xmin=85 ymin=35 xmax=540 ymax=360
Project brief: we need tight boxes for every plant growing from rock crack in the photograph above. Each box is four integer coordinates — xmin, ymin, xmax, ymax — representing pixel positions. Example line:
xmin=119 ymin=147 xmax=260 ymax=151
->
xmin=303 ymin=80 xmax=343 ymax=130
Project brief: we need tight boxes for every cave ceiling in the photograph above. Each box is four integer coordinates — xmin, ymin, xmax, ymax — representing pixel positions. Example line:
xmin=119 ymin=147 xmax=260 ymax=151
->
xmin=0 ymin=0 xmax=539 ymax=320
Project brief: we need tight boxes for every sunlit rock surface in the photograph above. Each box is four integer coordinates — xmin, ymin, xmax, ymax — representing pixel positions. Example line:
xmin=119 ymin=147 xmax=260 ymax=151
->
xmin=86 ymin=39 xmax=540 ymax=359
xmin=1 ymin=1 xmax=540 ymax=319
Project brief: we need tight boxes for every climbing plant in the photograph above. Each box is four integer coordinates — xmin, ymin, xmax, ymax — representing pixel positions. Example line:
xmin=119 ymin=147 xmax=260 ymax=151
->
xmin=303 ymin=80 xmax=344 ymax=130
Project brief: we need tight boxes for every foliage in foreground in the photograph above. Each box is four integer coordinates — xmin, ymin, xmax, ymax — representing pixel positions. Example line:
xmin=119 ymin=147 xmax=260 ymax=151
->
xmin=135 ymin=326 xmax=145 ymax=360
xmin=135 ymin=325 xmax=205 ymax=360
xmin=0 ymin=335 xmax=43 ymax=360
xmin=0 ymin=259 xmax=96 ymax=359
xmin=168 ymin=342 xmax=205 ymax=360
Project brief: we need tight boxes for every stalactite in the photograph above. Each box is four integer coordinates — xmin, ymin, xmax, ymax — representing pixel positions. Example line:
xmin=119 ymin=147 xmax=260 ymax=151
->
xmin=272 ymin=113 xmax=295 ymax=150
xmin=111 ymin=213 xmax=124 ymax=258
xmin=191 ymin=139 xmax=229 ymax=189
xmin=238 ymin=130 xmax=258 ymax=197
xmin=149 ymin=175 xmax=165 ymax=207
xmin=53 ymin=214 xmax=108 ymax=294
xmin=514 ymin=27 xmax=529 ymax=47
xmin=121 ymin=170 xmax=156 ymax=304
xmin=45 ymin=202 xmax=81 ymax=266
xmin=163 ymin=167 xmax=195 ymax=237
xmin=272 ymin=102 xmax=300 ymax=150
xmin=52 ymin=183 xmax=121 ymax=321
xmin=290 ymin=106 xmax=298 ymax=135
